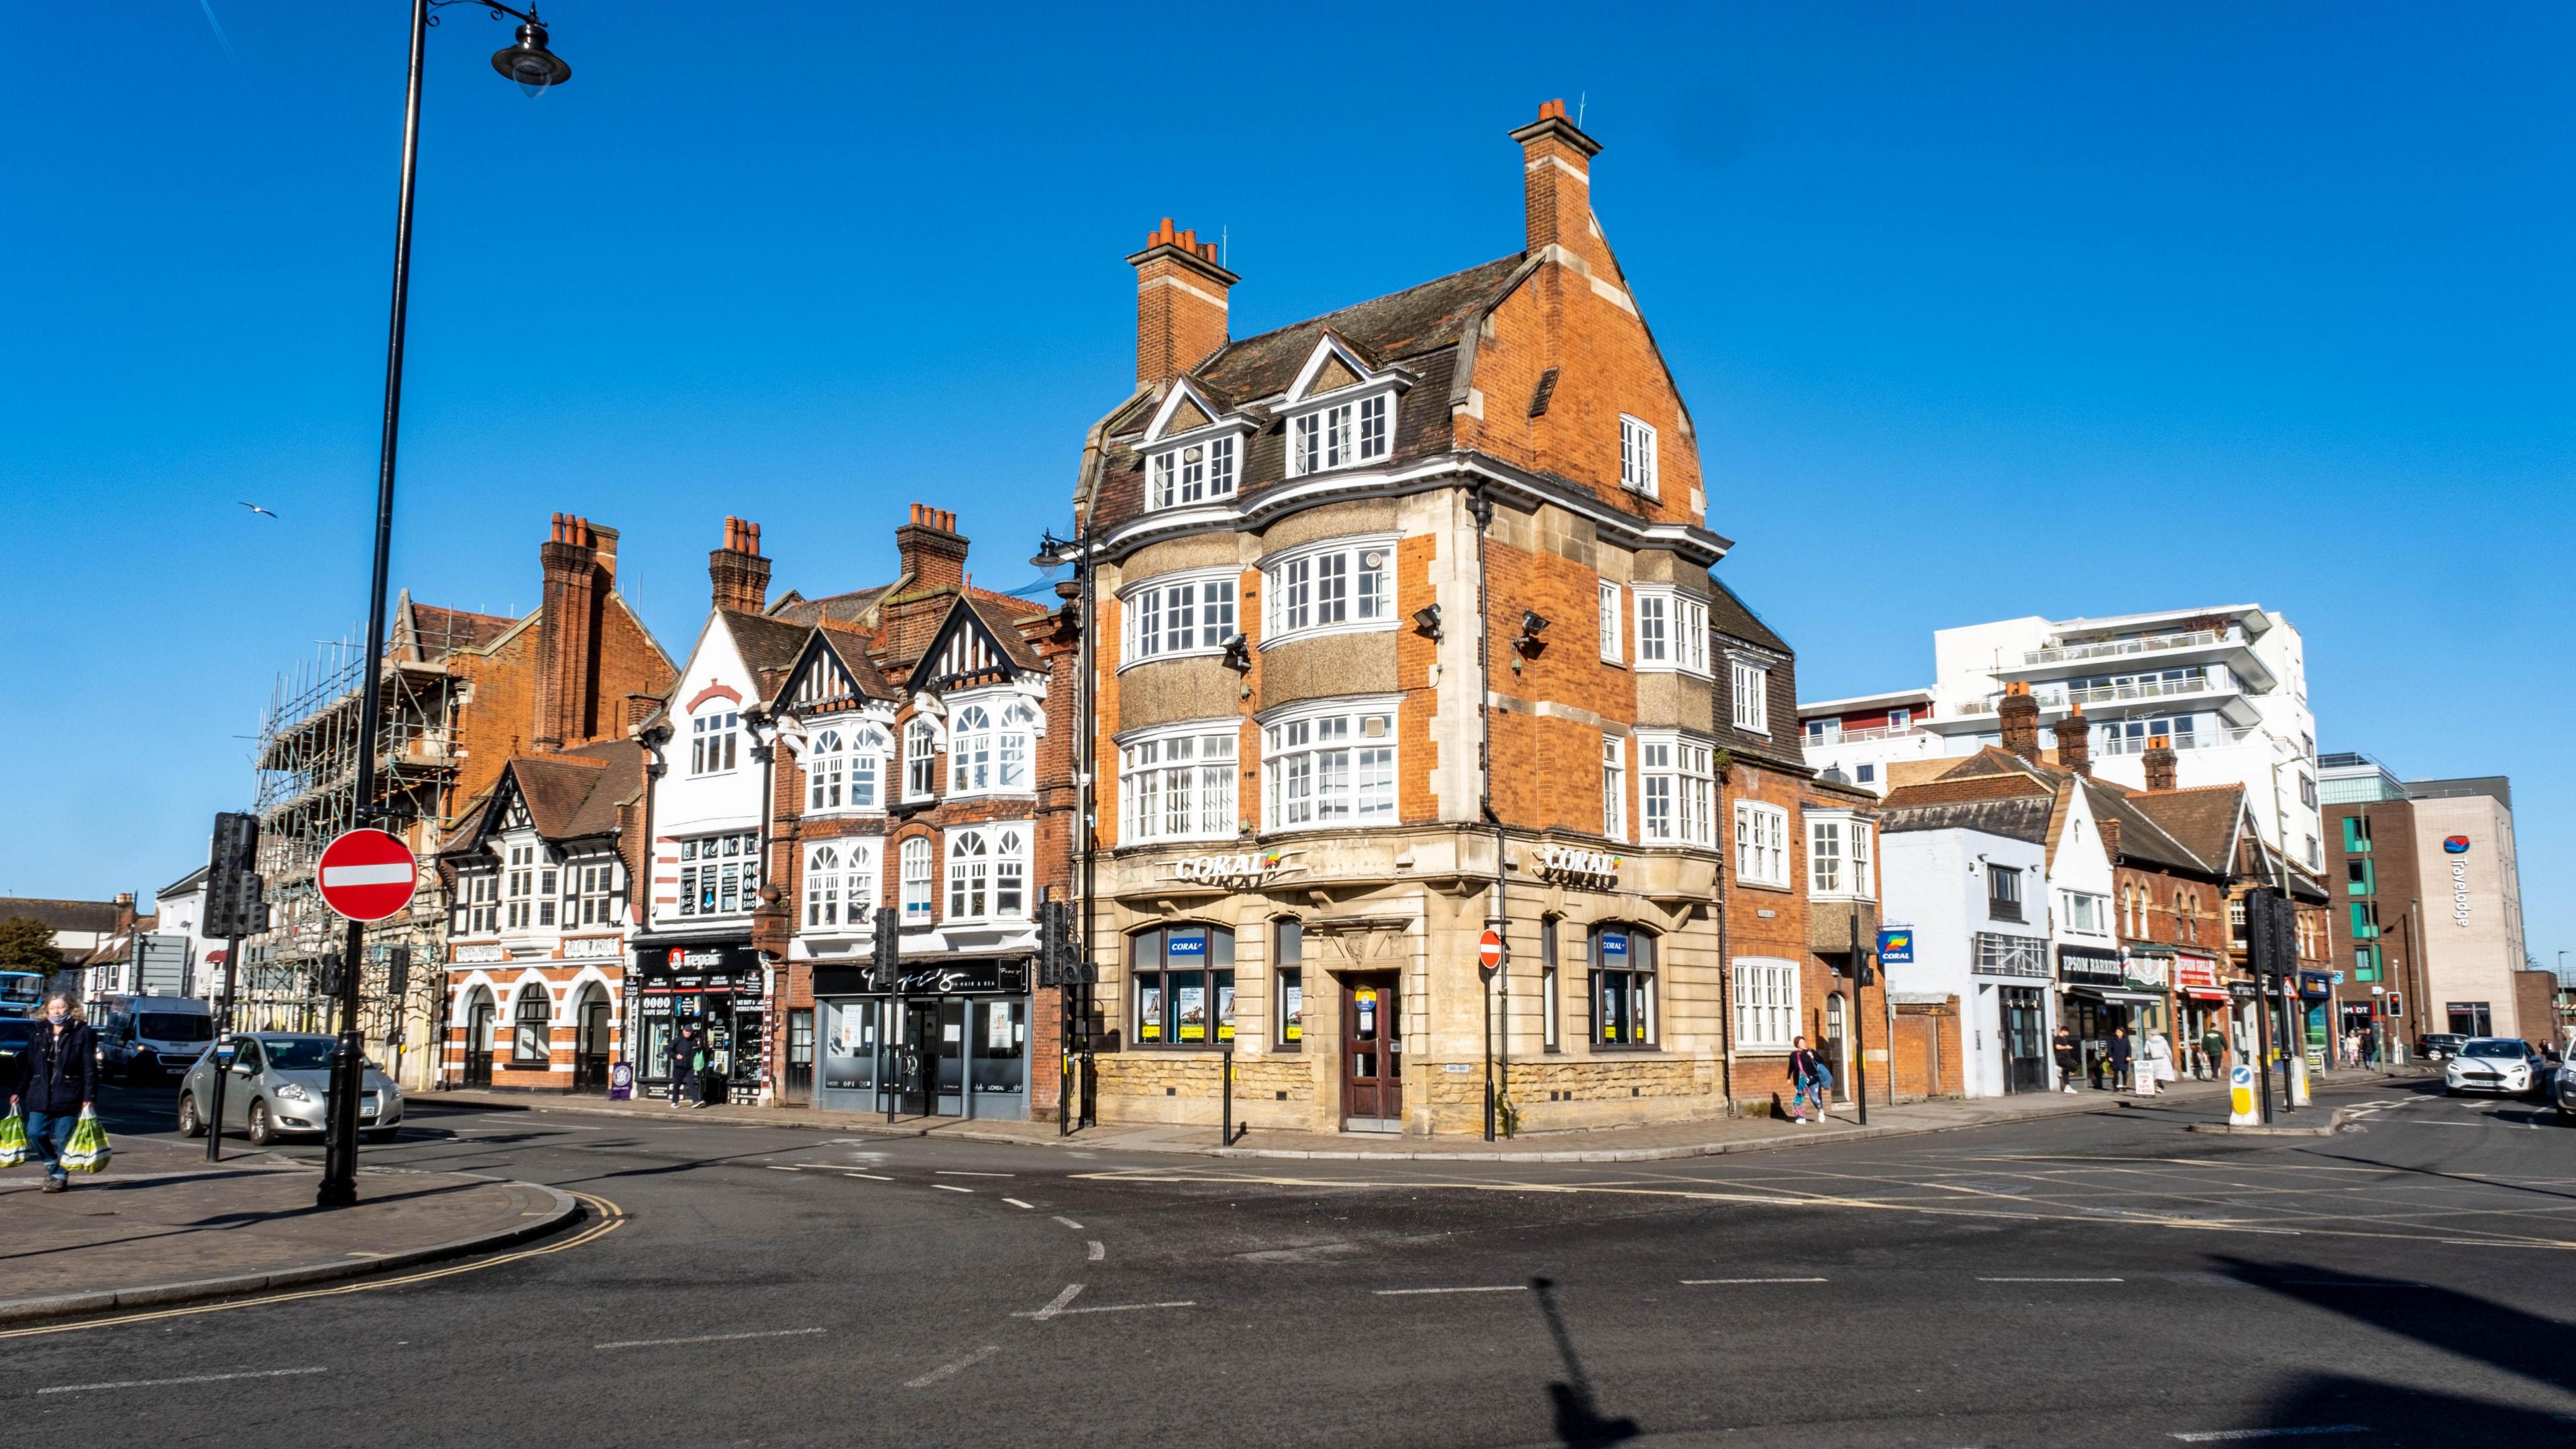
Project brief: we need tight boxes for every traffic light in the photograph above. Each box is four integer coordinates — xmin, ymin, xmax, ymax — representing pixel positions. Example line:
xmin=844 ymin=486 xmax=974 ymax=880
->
xmin=1038 ymin=899 xmax=1069 ymax=987
xmin=385 ymin=945 xmax=411 ymax=1003
xmin=204 ymin=812 xmax=269 ymax=940
xmin=869 ymin=906 xmax=900 ymax=991
xmin=2245 ymin=889 xmax=2299 ymax=980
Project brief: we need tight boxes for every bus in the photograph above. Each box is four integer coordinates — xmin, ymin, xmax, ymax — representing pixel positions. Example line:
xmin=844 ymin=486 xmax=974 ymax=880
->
xmin=1 ymin=969 xmax=46 ymax=1018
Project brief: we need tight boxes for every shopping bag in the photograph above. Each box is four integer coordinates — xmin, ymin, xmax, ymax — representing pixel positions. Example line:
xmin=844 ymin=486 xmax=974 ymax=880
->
xmin=60 ymin=1106 xmax=111 ymax=1174
xmin=0 ymin=1110 xmax=25 ymax=1168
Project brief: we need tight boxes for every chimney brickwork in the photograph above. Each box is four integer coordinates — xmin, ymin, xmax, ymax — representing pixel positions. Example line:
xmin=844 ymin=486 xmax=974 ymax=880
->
xmin=2143 ymin=735 xmax=2179 ymax=793
xmin=896 ymin=502 xmax=970 ymax=592
xmin=534 ymin=513 xmax=605 ymax=752
xmin=1998 ymin=682 xmax=2042 ymax=761
xmin=709 ymin=516 xmax=771 ymax=614
xmin=1129 ymin=219 xmax=1237 ymax=388
xmin=2057 ymin=702 xmax=2092 ymax=777
xmin=1509 ymin=99 xmax=1606 ymax=268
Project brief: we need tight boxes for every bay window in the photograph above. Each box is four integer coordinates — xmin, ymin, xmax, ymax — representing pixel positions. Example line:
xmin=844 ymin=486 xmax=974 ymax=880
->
xmin=946 ymin=825 xmax=1027 ymax=922
xmin=568 ymin=859 xmax=620 ymax=927
xmin=503 ymin=843 xmax=535 ymax=930
xmin=805 ymin=724 xmax=890 ymax=812
xmin=1263 ymin=700 xmax=1397 ymax=829
xmin=455 ymin=872 xmax=497 ymax=935
xmin=1147 ymin=432 xmax=1239 ymax=510
xmin=1263 ymin=539 xmax=1394 ymax=642
xmin=1731 ymin=957 xmax=1798 ymax=1052
xmin=676 ymin=831 xmax=759 ymax=917
xmin=1124 ymin=572 xmax=1239 ymax=663
xmin=1636 ymin=734 xmax=1713 ymax=845
xmin=946 ymin=699 xmax=1036 ymax=797
xmin=1122 ymin=722 xmax=1239 ymax=842
xmin=904 ymin=718 xmax=938 ymax=800
xmin=1633 ymin=588 xmax=1709 ymax=675
xmin=803 ymin=842 xmax=877 ymax=930
xmin=1129 ymin=924 xmax=1236 ymax=1047
xmin=1733 ymin=802 xmax=1789 ymax=888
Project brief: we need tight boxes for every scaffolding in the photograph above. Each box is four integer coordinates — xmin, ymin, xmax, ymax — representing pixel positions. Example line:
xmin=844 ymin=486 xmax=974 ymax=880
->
xmin=246 ymin=608 xmax=480 ymax=1058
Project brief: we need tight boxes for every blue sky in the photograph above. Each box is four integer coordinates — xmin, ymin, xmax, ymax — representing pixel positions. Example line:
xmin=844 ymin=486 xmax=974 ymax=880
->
xmin=3 ymin=4 xmax=2567 ymax=969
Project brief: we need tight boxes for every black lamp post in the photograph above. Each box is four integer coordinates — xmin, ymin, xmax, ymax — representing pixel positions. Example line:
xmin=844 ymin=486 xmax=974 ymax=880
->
xmin=318 ymin=0 xmax=570 ymax=1212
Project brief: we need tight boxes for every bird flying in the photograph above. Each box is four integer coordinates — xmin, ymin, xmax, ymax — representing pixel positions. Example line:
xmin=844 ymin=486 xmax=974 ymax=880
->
xmin=238 ymin=502 xmax=279 ymax=519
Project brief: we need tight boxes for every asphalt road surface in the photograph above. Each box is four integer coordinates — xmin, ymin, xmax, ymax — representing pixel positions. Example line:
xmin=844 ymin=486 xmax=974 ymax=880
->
xmin=12 ymin=1077 xmax=2575 ymax=1448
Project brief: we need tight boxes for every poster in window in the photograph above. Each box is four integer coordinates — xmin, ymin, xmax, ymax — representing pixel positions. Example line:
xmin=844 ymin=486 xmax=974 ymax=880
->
xmin=987 ymin=1006 xmax=1013 ymax=1051
xmin=1176 ymin=981 xmax=1206 ymax=1042
xmin=1138 ymin=979 xmax=1163 ymax=1042
xmin=1216 ymin=979 xmax=1236 ymax=1041
xmin=1354 ymin=985 xmax=1377 ymax=1038
xmin=1283 ymin=979 xmax=1303 ymax=1042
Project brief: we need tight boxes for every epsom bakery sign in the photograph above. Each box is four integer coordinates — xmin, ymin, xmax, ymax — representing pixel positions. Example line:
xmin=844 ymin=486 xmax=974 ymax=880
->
xmin=1534 ymin=845 xmax=1621 ymax=888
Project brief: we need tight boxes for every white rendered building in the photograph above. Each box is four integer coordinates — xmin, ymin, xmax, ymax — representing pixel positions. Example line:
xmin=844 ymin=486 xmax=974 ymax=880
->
xmin=1802 ymin=605 xmax=2322 ymax=872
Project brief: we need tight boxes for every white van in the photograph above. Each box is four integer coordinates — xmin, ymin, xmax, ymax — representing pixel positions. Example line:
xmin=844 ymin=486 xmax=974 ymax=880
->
xmin=100 ymin=995 xmax=217 ymax=1083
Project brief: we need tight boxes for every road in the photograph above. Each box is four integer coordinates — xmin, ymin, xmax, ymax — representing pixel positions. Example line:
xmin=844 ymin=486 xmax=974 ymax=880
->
xmin=11 ymin=1077 xmax=2575 ymax=1447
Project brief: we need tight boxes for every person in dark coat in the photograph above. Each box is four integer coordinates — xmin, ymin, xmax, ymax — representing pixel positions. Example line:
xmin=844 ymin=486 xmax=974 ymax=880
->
xmin=10 ymin=994 xmax=99 ymax=1193
xmin=2053 ymin=1024 xmax=2081 ymax=1093
xmin=2108 ymin=1028 xmax=2134 ymax=1091
xmin=695 ymin=1035 xmax=723 ymax=1109
xmin=668 ymin=1026 xmax=697 ymax=1108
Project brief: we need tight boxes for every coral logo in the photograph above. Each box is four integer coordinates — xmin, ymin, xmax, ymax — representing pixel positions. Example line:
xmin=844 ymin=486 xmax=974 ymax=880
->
xmin=2442 ymin=835 xmax=2471 ymax=854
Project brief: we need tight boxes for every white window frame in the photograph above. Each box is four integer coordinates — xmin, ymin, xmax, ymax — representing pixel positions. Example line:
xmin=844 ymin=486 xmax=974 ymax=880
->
xmin=689 ymin=708 xmax=740 ymax=776
xmin=1120 ymin=570 xmax=1240 ymax=668
xmin=1261 ymin=697 xmax=1399 ymax=832
xmin=1601 ymin=734 xmax=1627 ymax=842
xmin=1260 ymin=537 xmax=1396 ymax=646
xmin=1120 ymin=720 xmax=1241 ymax=843
xmin=1285 ymin=390 xmax=1395 ymax=478
xmin=1145 ymin=430 xmax=1241 ymax=511
xmin=1733 ymin=802 xmax=1790 ymax=888
xmin=1632 ymin=588 xmax=1709 ymax=676
xmin=900 ymin=837 xmax=934 ymax=924
xmin=804 ymin=722 xmax=891 ymax=814
xmin=1619 ymin=414 xmax=1659 ymax=498
xmin=675 ymin=830 xmax=760 ymax=918
xmin=1807 ymin=814 xmax=1874 ymax=900
xmin=904 ymin=717 xmax=939 ymax=802
xmin=2063 ymin=890 xmax=2108 ymax=936
xmin=1635 ymin=733 xmax=1713 ymax=846
xmin=1731 ymin=957 xmax=1798 ymax=1052
xmin=945 ymin=824 xmax=1028 ymax=924
xmin=502 ymin=842 xmax=536 ymax=931
xmin=568 ymin=857 xmax=621 ymax=928
xmin=456 ymin=869 xmax=498 ymax=936
xmin=943 ymin=696 xmax=1035 ymax=800
xmin=1730 ymin=655 xmax=1771 ymax=731
xmin=803 ymin=841 xmax=879 ymax=932
xmin=1597 ymin=580 xmax=1623 ymax=663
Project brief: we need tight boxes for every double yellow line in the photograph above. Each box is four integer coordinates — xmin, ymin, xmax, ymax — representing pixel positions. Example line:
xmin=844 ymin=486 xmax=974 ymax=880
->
xmin=0 ymin=1190 xmax=627 ymax=1342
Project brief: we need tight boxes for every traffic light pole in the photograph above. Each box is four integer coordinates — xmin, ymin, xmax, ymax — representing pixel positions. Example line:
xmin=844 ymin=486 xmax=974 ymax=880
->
xmin=1847 ymin=912 xmax=1869 ymax=1127
xmin=205 ymin=933 xmax=241 ymax=1164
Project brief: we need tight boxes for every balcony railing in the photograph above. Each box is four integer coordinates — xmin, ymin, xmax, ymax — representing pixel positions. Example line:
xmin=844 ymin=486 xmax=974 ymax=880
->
xmin=1960 ymin=673 xmax=2221 ymax=715
xmin=1805 ymin=724 xmax=1922 ymax=745
xmin=2094 ymin=724 xmax=2260 ymax=756
xmin=2022 ymin=629 xmax=2229 ymax=666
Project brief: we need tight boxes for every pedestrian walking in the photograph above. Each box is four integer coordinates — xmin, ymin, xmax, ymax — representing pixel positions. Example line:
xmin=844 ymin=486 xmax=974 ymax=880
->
xmin=2200 ymin=1024 xmax=2227 ymax=1081
xmin=2107 ymin=1028 xmax=2133 ymax=1091
xmin=2142 ymin=1029 xmax=2174 ymax=1095
xmin=669 ymin=1026 xmax=696 ymax=1108
xmin=2053 ymin=1024 xmax=2081 ymax=1093
xmin=9 ymin=994 xmax=98 ymax=1194
xmin=695 ymin=1037 xmax=723 ymax=1109
xmin=1786 ymin=1036 xmax=1826 ymax=1123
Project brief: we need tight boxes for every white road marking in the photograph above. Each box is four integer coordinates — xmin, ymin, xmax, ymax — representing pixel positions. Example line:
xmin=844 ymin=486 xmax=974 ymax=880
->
xmin=765 ymin=1165 xmax=801 ymax=1172
xmin=1375 ymin=1285 xmax=1528 ymax=1297
xmin=2169 ymin=1426 xmax=2369 ymax=1443
xmin=933 ymin=1184 xmax=974 ymax=1194
xmin=40 ymin=1366 xmax=326 ymax=1395
xmin=1004 ymin=1197 xmax=1036 ymax=1210
xmin=937 ymin=1171 xmax=1014 ymax=1177
xmin=1053 ymin=1216 xmax=1086 ymax=1231
xmin=846 ymin=1172 xmax=892 ymax=1181
xmin=1087 ymin=1240 xmax=1106 ymax=1262
xmin=1045 ymin=1301 xmax=1197 ymax=1316
xmin=596 ymin=1328 xmax=825 ymax=1350
xmin=1682 ymin=1277 xmax=1826 ymax=1285
xmin=1014 ymin=1284 xmax=1083 ymax=1320
xmin=904 ymin=1345 xmax=1000 ymax=1389
xmin=343 ymin=1251 xmax=386 ymax=1260
xmin=1980 ymin=1277 xmax=2124 ymax=1283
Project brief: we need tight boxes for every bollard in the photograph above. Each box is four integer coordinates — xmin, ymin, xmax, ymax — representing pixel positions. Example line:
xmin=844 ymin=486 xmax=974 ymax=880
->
xmin=1221 ymin=1043 xmax=1234 ymax=1146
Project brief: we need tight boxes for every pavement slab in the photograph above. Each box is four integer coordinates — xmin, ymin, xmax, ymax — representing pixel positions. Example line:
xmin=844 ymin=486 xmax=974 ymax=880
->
xmin=0 ymin=1130 xmax=575 ymax=1323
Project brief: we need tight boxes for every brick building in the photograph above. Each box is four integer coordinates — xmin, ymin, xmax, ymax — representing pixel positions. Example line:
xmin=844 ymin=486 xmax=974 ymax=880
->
xmin=1063 ymin=102 xmax=1810 ymax=1137
xmin=629 ymin=511 xmax=1077 ymax=1120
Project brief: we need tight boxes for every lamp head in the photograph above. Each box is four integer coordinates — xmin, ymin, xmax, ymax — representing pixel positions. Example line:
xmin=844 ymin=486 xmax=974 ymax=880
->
xmin=492 ymin=19 xmax=572 ymax=97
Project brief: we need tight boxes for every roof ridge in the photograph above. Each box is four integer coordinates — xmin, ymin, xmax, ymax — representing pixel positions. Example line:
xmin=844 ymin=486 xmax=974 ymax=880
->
xmin=1199 ymin=254 xmax=1522 ymax=372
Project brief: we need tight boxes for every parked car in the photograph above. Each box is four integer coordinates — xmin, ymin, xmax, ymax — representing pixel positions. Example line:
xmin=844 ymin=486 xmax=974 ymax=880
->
xmin=2443 ymin=1038 xmax=2542 ymax=1099
xmin=2555 ymin=1059 xmax=2576 ymax=1126
xmin=2417 ymin=1033 xmax=2469 ymax=1061
xmin=98 ymin=995 xmax=216 ymax=1083
xmin=176 ymin=1033 xmax=402 ymax=1146
xmin=0 ymin=1017 xmax=36 ymax=1083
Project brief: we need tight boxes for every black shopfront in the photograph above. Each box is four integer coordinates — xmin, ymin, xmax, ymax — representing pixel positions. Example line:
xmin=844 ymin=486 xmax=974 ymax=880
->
xmin=629 ymin=941 xmax=765 ymax=1104
xmin=813 ymin=957 xmax=1032 ymax=1120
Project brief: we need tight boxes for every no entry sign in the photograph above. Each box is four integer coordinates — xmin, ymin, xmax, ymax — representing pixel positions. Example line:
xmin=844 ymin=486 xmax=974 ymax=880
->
xmin=317 ymin=828 xmax=419 ymax=922
xmin=1477 ymin=928 xmax=1505 ymax=969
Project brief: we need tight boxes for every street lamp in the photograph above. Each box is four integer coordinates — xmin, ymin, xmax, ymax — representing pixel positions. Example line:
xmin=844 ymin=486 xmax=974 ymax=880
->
xmin=318 ymin=0 xmax=572 ymax=1212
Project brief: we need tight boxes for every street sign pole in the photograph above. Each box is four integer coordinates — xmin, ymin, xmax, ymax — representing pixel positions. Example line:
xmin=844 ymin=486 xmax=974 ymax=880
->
xmin=1477 ymin=928 xmax=1504 ymax=1142
xmin=206 ymin=934 xmax=239 ymax=1165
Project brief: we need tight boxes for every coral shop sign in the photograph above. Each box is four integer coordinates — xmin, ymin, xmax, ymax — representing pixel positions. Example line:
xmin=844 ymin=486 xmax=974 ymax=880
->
xmin=1535 ymin=845 xmax=1621 ymax=888
xmin=1171 ymin=850 xmax=1296 ymax=888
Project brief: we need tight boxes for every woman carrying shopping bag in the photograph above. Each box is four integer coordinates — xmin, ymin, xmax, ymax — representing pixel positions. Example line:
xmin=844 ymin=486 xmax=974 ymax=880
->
xmin=9 ymin=994 xmax=98 ymax=1193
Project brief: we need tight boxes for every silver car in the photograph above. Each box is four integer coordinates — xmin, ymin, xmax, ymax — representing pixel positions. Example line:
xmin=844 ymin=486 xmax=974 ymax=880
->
xmin=176 ymin=1033 xmax=404 ymax=1147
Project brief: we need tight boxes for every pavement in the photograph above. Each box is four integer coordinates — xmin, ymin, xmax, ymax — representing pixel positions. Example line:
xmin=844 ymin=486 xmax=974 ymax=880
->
xmin=16 ymin=1070 xmax=2569 ymax=1448
xmin=428 ymin=1065 xmax=2426 ymax=1161
xmin=0 ymin=1113 xmax=578 ymax=1325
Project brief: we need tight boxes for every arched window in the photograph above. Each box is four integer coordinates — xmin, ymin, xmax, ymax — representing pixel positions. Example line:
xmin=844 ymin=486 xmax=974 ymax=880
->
xmin=511 ymin=985 xmax=551 ymax=1065
xmin=808 ymin=730 xmax=845 ymax=810
xmin=998 ymin=701 xmax=1039 ymax=790
xmin=1128 ymin=924 xmax=1236 ymax=1046
xmin=945 ymin=826 xmax=1027 ymax=922
xmin=950 ymin=704 xmax=994 ymax=794
xmin=905 ymin=718 xmax=939 ymax=800
xmin=804 ymin=842 xmax=879 ymax=930
xmin=1591 ymin=925 xmax=1658 ymax=1048
xmin=900 ymin=837 xmax=934 ymax=922
xmin=850 ymin=724 xmax=891 ymax=810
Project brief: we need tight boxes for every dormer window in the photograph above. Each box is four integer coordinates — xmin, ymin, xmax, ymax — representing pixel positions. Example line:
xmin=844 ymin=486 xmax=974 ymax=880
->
xmin=1289 ymin=394 xmax=1391 ymax=477
xmin=1149 ymin=435 xmax=1238 ymax=510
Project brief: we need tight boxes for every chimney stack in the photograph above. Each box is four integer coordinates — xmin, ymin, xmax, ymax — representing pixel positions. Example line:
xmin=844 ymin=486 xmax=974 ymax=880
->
xmin=626 ymin=692 xmax=661 ymax=733
xmin=1128 ymin=217 xmax=1238 ymax=388
xmin=2057 ymin=702 xmax=2092 ymax=777
xmin=535 ymin=512 xmax=609 ymax=751
xmin=2143 ymin=734 xmax=2179 ymax=793
xmin=1508 ymin=99 xmax=1605 ymax=266
xmin=709 ymin=516 xmax=771 ymax=614
xmin=896 ymin=503 xmax=970 ymax=592
xmin=1997 ymin=682 xmax=2041 ymax=761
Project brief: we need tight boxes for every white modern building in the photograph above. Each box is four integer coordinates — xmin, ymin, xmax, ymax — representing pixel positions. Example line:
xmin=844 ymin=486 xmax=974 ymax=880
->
xmin=1802 ymin=604 xmax=2322 ymax=871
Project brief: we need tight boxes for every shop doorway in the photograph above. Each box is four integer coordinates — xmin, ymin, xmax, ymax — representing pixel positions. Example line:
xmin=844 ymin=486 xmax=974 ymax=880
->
xmin=1342 ymin=974 xmax=1401 ymax=1130
xmin=464 ymin=991 xmax=496 ymax=1089
xmin=1825 ymin=993 xmax=1851 ymax=1103
xmin=573 ymin=989 xmax=611 ymax=1093
xmin=2000 ymin=987 xmax=2048 ymax=1093
xmin=782 ymin=1007 xmax=814 ymax=1106
xmin=899 ymin=1000 xmax=942 ymax=1116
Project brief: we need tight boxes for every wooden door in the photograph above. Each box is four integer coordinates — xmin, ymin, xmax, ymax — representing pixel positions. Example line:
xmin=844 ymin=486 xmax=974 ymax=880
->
xmin=1341 ymin=975 xmax=1401 ymax=1124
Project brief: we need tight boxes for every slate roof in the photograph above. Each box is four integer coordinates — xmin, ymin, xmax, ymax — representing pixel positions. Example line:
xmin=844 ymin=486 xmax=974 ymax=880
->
xmin=810 ymin=624 xmax=901 ymax=702
xmin=1707 ymin=575 xmax=1790 ymax=654
xmin=769 ymin=585 xmax=895 ymax=630
xmin=1904 ymin=748 xmax=2230 ymax=879
xmin=0 ymin=898 xmax=122 ymax=934
xmin=1878 ymin=794 xmax=2055 ymax=845
xmin=445 ymin=739 xmax=644 ymax=857
xmin=2125 ymin=786 xmax=2251 ymax=878
xmin=406 ymin=602 xmax=519 ymax=658
xmin=720 ymin=609 xmax=816 ymax=696
xmin=961 ymin=596 xmax=1046 ymax=672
